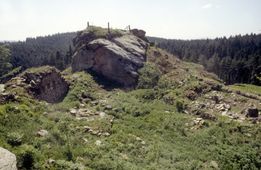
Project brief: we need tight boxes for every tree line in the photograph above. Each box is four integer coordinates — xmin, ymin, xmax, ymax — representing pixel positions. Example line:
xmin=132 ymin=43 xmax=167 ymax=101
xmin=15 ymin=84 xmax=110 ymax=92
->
xmin=8 ymin=32 xmax=76 ymax=71
xmin=0 ymin=44 xmax=12 ymax=77
xmin=149 ymin=34 xmax=261 ymax=85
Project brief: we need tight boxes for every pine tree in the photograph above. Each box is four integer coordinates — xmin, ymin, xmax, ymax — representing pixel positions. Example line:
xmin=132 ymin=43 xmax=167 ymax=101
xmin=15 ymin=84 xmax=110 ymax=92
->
xmin=0 ymin=45 xmax=12 ymax=77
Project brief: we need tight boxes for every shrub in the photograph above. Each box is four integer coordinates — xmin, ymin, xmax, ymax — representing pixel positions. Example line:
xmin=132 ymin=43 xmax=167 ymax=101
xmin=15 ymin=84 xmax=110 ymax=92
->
xmin=122 ymin=103 xmax=151 ymax=117
xmin=7 ymin=132 xmax=23 ymax=146
xmin=137 ymin=63 xmax=162 ymax=89
xmin=133 ymin=89 xmax=159 ymax=101
xmin=132 ymin=105 xmax=151 ymax=117
xmin=163 ymin=92 xmax=176 ymax=105
xmin=217 ymin=146 xmax=261 ymax=170
xmin=17 ymin=144 xmax=38 ymax=169
xmin=176 ymin=100 xmax=185 ymax=112
xmin=51 ymin=160 xmax=84 ymax=170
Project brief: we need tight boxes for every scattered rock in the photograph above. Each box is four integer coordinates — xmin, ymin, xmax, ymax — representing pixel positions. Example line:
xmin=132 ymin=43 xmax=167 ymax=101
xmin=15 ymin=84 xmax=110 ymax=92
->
xmin=95 ymin=140 xmax=102 ymax=146
xmin=47 ymin=159 xmax=55 ymax=164
xmin=99 ymin=112 xmax=106 ymax=118
xmin=221 ymin=111 xmax=228 ymax=116
xmin=120 ymin=153 xmax=129 ymax=160
xmin=210 ymin=83 xmax=223 ymax=91
xmin=70 ymin=108 xmax=96 ymax=118
xmin=227 ymin=112 xmax=240 ymax=119
xmin=105 ymin=105 xmax=113 ymax=110
xmin=77 ymin=109 xmax=92 ymax=117
xmin=82 ymin=138 xmax=89 ymax=143
xmin=199 ymin=112 xmax=217 ymax=121
xmin=251 ymin=117 xmax=261 ymax=124
xmin=136 ymin=137 xmax=142 ymax=141
xmin=90 ymin=101 xmax=99 ymax=106
xmin=216 ymin=103 xmax=231 ymax=112
xmin=191 ymin=118 xmax=206 ymax=130
xmin=79 ymin=103 xmax=85 ymax=107
xmin=37 ymin=129 xmax=49 ymax=137
xmin=82 ymin=126 xmax=92 ymax=133
xmin=81 ymin=92 xmax=94 ymax=100
xmin=185 ymin=90 xmax=198 ymax=100
xmin=0 ymin=147 xmax=17 ymax=170
xmin=211 ymin=94 xmax=223 ymax=104
xmin=210 ymin=160 xmax=219 ymax=169
xmin=70 ymin=108 xmax=77 ymax=115
xmin=103 ymin=132 xmax=110 ymax=137
xmin=90 ymin=130 xmax=99 ymax=135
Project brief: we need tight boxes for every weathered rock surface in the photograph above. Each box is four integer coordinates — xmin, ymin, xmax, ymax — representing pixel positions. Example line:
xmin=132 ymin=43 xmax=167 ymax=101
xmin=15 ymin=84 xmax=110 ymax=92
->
xmin=0 ymin=84 xmax=5 ymax=93
xmin=72 ymin=28 xmax=149 ymax=87
xmin=0 ymin=147 xmax=17 ymax=170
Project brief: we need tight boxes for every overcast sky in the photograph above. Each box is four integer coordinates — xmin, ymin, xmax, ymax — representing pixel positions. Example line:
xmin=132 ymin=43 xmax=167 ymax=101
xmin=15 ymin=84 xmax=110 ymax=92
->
xmin=0 ymin=0 xmax=260 ymax=41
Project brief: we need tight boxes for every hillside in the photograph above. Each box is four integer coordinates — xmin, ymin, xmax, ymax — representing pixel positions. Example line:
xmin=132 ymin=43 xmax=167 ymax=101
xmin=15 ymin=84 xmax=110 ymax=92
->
xmin=0 ymin=27 xmax=260 ymax=170
xmin=148 ymin=34 xmax=261 ymax=86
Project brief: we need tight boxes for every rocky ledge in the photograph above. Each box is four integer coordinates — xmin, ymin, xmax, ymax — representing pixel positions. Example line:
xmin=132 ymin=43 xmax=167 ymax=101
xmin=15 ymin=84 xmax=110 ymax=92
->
xmin=71 ymin=26 xmax=149 ymax=87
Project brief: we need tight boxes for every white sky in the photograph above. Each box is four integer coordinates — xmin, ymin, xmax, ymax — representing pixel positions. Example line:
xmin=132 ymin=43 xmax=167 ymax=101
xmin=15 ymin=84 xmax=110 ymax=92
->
xmin=0 ymin=0 xmax=261 ymax=41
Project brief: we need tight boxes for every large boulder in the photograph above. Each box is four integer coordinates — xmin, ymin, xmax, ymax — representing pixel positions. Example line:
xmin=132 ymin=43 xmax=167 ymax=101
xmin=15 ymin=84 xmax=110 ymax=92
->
xmin=0 ymin=147 xmax=17 ymax=170
xmin=72 ymin=27 xmax=149 ymax=87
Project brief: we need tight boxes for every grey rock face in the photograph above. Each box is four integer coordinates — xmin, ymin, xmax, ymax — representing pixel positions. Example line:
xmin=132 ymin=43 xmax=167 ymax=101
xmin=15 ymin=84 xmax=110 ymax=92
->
xmin=0 ymin=147 xmax=17 ymax=170
xmin=72 ymin=29 xmax=148 ymax=87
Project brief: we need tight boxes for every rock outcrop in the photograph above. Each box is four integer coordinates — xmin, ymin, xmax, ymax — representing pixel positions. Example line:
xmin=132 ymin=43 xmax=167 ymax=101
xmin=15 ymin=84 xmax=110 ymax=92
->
xmin=0 ymin=147 xmax=17 ymax=170
xmin=6 ymin=66 xmax=69 ymax=103
xmin=21 ymin=67 xmax=69 ymax=103
xmin=72 ymin=27 xmax=149 ymax=87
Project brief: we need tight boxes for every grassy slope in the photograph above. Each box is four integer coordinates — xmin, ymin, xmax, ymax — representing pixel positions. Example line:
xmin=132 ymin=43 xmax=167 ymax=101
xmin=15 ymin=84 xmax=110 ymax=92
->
xmin=0 ymin=48 xmax=260 ymax=170
xmin=229 ymin=84 xmax=261 ymax=96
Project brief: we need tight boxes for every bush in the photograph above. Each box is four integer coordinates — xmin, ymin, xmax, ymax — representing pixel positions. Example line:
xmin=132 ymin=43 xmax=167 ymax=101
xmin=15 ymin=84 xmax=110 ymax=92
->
xmin=137 ymin=63 xmax=162 ymax=89
xmin=7 ymin=132 xmax=23 ymax=146
xmin=50 ymin=160 xmax=84 ymax=170
xmin=176 ymin=100 xmax=185 ymax=112
xmin=217 ymin=146 xmax=261 ymax=170
xmin=17 ymin=145 xmax=38 ymax=169
xmin=163 ymin=91 xmax=176 ymax=105
xmin=132 ymin=105 xmax=151 ymax=117
xmin=122 ymin=103 xmax=151 ymax=117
